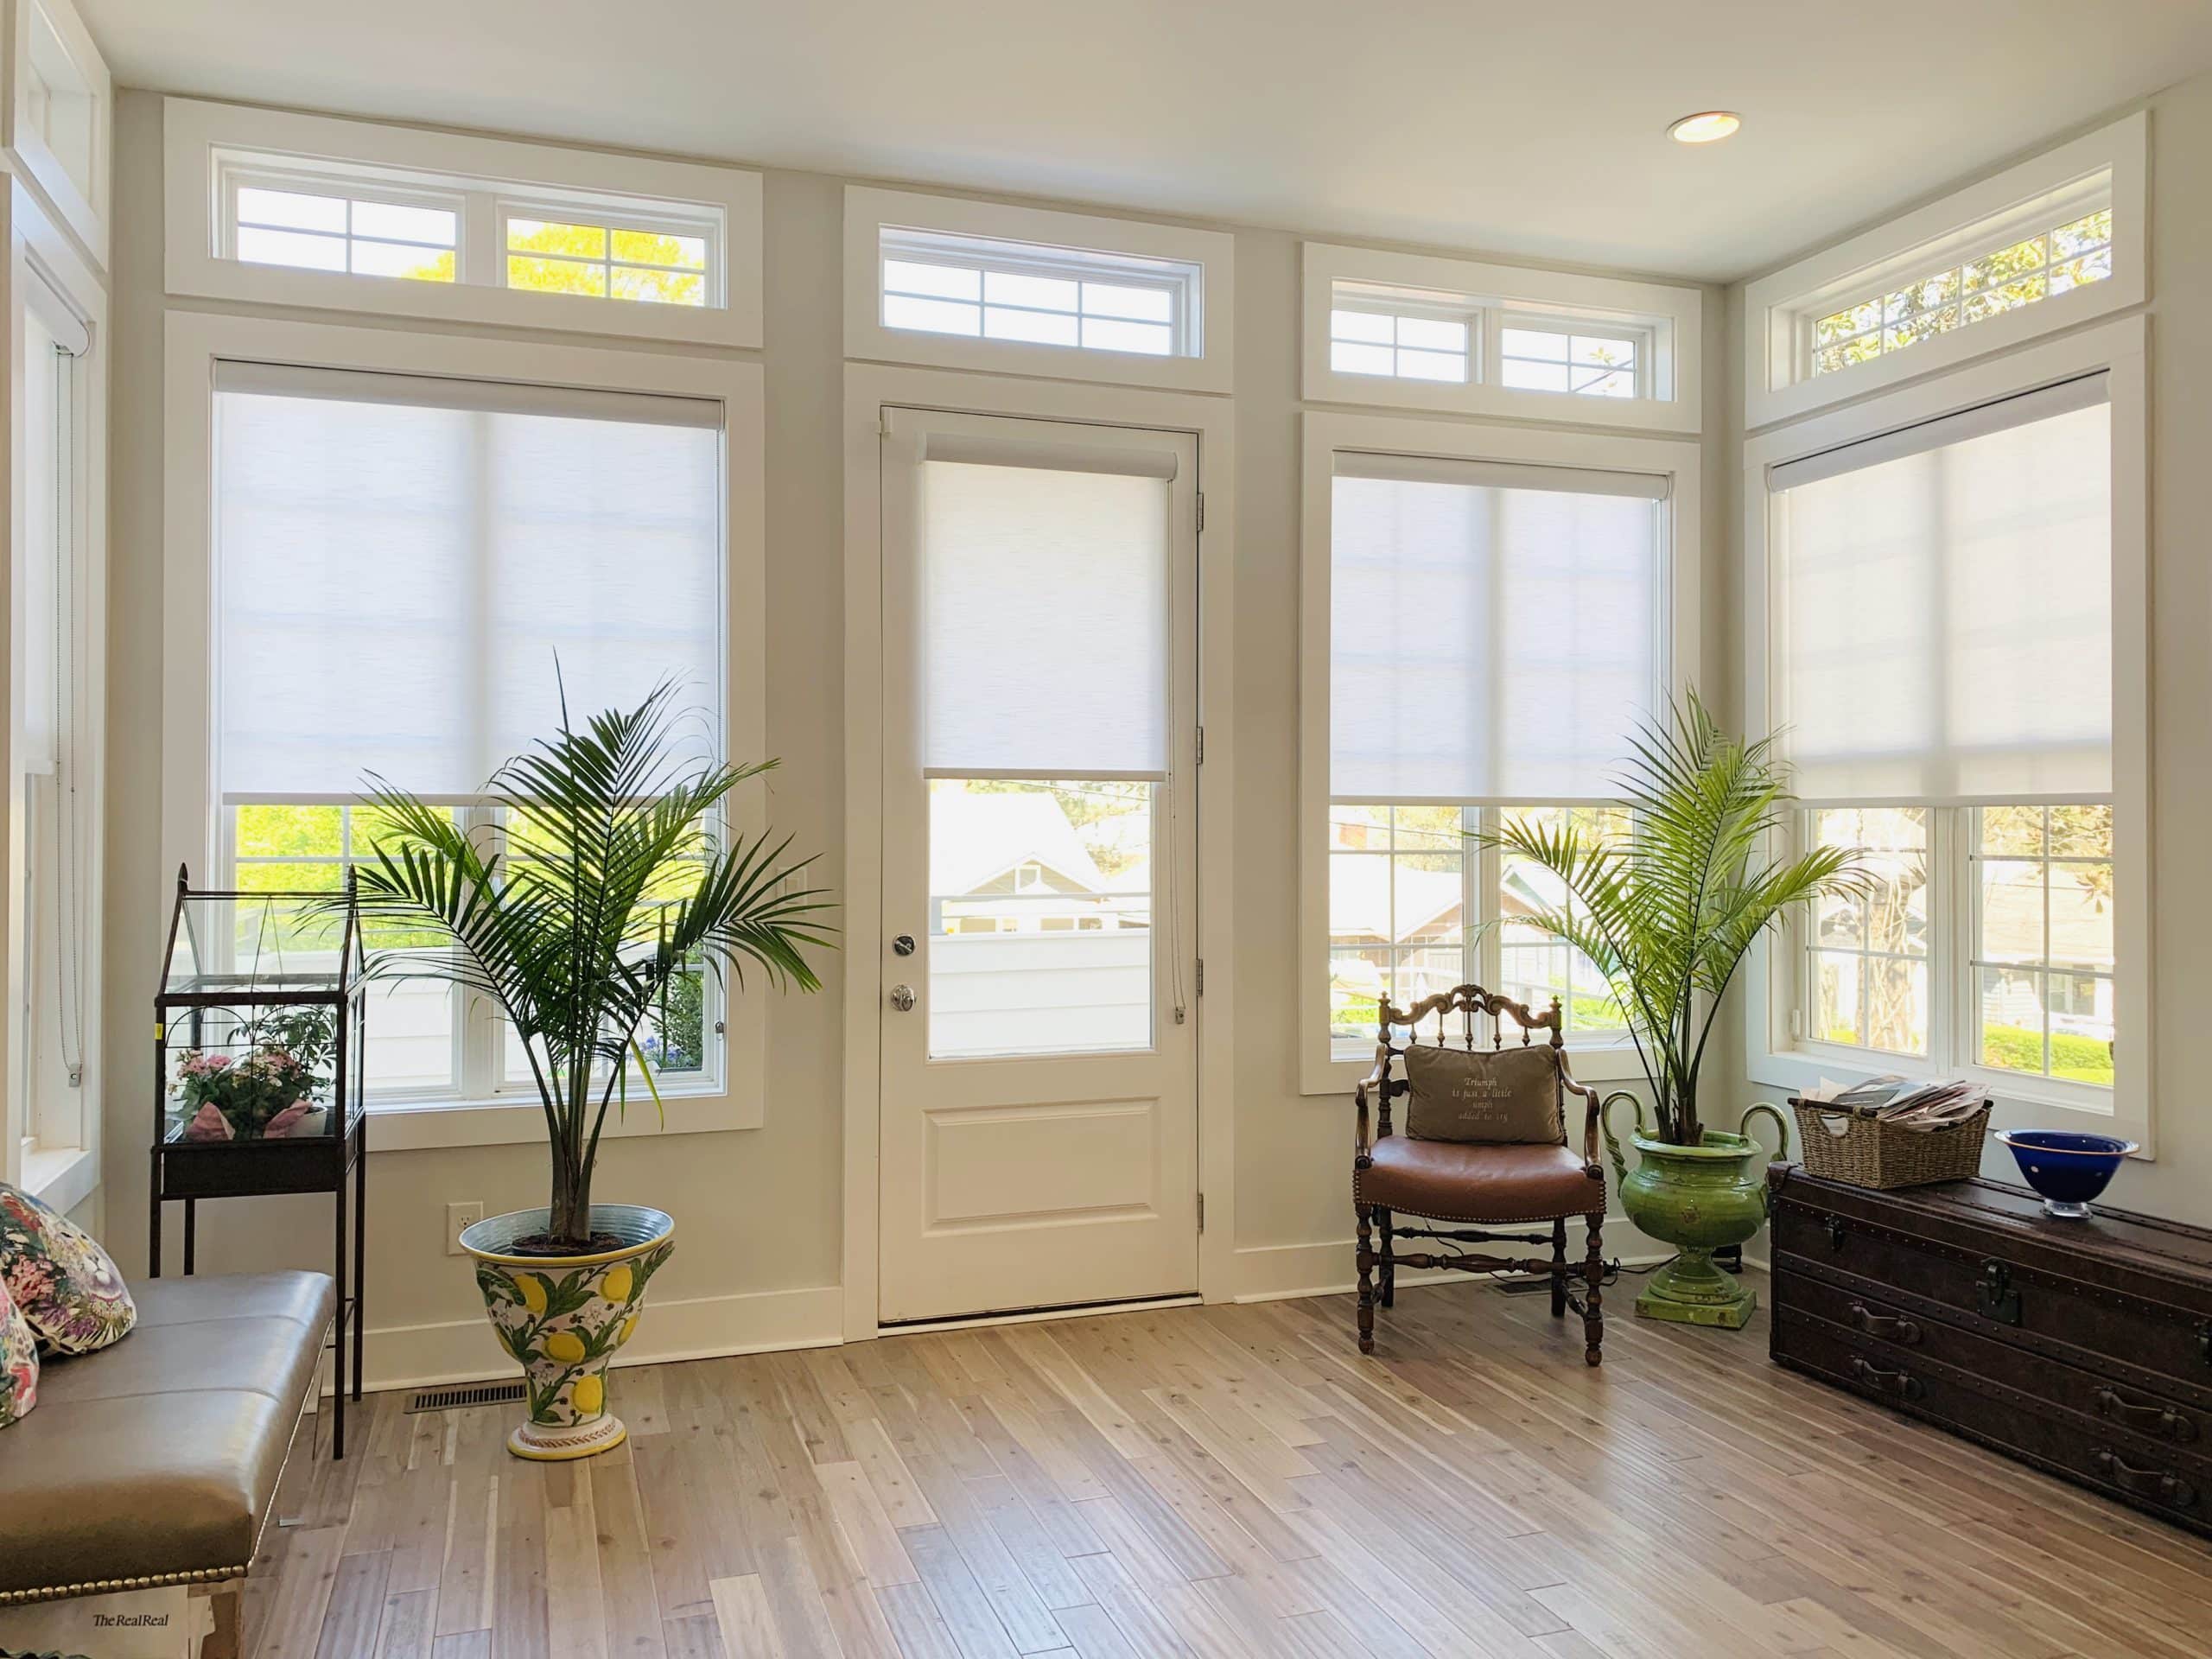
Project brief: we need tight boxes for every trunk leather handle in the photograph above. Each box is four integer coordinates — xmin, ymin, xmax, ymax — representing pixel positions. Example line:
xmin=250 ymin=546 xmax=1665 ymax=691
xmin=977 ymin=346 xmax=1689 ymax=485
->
xmin=1848 ymin=1356 xmax=1925 ymax=1401
xmin=2092 ymin=1449 xmax=2197 ymax=1508
xmin=1849 ymin=1302 xmax=1923 ymax=1345
xmin=2094 ymin=1386 xmax=2197 ymax=1443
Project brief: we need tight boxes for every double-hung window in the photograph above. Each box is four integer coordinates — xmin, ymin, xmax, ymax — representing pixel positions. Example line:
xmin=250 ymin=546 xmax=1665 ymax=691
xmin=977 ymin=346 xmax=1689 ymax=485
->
xmin=1320 ymin=449 xmax=1669 ymax=1066
xmin=1764 ymin=373 xmax=2127 ymax=1112
xmin=209 ymin=364 xmax=726 ymax=1109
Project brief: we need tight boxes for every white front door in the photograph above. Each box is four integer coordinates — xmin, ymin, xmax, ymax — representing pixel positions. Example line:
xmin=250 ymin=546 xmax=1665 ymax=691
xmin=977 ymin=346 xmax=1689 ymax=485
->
xmin=877 ymin=406 xmax=1200 ymax=1323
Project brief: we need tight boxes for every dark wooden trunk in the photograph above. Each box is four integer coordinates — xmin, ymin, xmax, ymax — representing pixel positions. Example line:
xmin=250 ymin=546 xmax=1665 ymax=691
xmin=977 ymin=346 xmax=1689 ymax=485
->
xmin=1769 ymin=1166 xmax=2212 ymax=1536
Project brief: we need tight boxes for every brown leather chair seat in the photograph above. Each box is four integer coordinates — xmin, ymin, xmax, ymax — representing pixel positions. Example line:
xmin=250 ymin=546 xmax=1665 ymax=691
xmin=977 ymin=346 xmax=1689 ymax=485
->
xmin=0 ymin=1270 xmax=334 ymax=1602
xmin=1357 ymin=1135 xmax=1605 ymax=1222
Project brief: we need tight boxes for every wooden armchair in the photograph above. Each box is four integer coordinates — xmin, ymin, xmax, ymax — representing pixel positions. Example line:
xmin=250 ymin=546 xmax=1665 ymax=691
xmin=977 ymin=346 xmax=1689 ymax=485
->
xmin=1353 ymin=984 xmax=1607 ymax=1363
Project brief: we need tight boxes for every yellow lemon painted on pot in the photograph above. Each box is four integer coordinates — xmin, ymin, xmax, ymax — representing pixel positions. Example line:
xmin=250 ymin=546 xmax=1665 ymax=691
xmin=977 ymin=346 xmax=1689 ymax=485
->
xmin=543 ymin=1330 xmax=587 ymax=1364
xmin=617 ymin=1313 xmax=639 ymax=1347
xmin=516 ymin=1274 xmax=548 ymax=1315
xmin=571 ymin=1374 xmax=604 ymax=1415
xmin=601 ymin=1263 xmax=633 ymax=1304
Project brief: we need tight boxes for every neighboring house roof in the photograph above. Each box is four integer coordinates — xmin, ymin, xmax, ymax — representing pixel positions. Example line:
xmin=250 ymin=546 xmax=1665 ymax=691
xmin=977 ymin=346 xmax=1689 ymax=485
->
xmin=1981 ymin=862 xmax=2113 ymax=971
xmin=1329 ymin=858 xmax=1463 ymax=945
xmin=930 ymin=789 xmax=1109 ymax=896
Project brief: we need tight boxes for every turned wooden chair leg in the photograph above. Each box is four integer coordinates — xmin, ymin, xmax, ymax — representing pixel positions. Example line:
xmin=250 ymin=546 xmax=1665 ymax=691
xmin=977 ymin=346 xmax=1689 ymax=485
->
xmin=1551 ymin=1217 xmax=1567 ymax=1317
xmin=1356 ymin=1204 xmax=1376 ymax=1354
xmin=1378 ymin=1207 xmax=1396 ymax=1307
xmin=1583 ymin=1211 xmax=1605 ymax=1366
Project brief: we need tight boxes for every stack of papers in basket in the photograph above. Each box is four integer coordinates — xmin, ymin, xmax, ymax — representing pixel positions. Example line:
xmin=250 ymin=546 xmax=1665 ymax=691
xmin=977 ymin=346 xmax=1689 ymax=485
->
xmin=1798 ymin=1074 xmax=1985 ymax=1132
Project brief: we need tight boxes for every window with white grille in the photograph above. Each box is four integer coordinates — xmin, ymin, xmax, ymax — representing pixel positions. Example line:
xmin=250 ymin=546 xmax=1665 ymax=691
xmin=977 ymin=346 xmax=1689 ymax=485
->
xmin=877 ymin=227 xmax=1199 ymax=359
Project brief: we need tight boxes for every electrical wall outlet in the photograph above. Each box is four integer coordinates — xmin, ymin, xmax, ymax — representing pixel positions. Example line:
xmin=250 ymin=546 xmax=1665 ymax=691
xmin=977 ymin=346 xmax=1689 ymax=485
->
xmin=447 ymin=1201 xmax=484 ymax=1255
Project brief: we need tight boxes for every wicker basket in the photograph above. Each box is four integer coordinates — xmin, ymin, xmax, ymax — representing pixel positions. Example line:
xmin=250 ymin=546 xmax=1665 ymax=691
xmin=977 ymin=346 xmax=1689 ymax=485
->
xmin=1789 ymin=1096 xmax=1992 ymax=1190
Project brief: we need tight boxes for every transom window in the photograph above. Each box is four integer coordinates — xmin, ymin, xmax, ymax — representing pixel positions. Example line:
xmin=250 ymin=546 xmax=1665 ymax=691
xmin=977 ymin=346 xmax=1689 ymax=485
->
xmin=213 ymin=153 xmax=728 ymax=312
xmin=503 ymin=213 xmax=709 ymax=306
xmin=1812 ymin=208 xmax=2112 ymax=377
xmin=876 ymin=226 xmax=1199 ymax=359
xmin=233 ymin=181 xmax=458 ymax=283
xmin=1499 ymin=325 xmax=1640 ymax=397
xmin=1328 ymin=308 xmax=1471 ymax=383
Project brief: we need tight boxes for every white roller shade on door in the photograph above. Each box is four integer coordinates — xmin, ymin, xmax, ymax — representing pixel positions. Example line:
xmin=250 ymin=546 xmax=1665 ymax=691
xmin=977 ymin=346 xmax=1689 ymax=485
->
xmin=1329 ymin=452 xmax=1666 ymax=804
xmin=1769 ymin=375 xmax=2111 ymax=805
xmin=920 ymin=434 xmax=1173 ymax=779
xmin=213 ymin=362 xmax=723 ymax=800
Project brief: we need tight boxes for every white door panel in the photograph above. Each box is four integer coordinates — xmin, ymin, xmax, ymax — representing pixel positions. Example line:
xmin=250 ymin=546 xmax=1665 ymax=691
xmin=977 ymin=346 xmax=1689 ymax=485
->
xmin=878 ymin=407 xmax=1199 ymax=1322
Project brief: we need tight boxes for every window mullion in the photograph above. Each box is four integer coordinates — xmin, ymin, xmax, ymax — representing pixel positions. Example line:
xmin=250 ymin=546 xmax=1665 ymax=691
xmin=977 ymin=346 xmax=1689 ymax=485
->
xmin=1471 ymin=806 xmax=1498 ymax=991
xmin=1939 ymin=806 xmax=1968 ymax=1075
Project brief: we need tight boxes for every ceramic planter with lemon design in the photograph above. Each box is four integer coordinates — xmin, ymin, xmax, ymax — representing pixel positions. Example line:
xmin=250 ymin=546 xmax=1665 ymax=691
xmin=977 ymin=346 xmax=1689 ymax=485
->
xmin=460 ymin=1203 xmax=674 ymax=1460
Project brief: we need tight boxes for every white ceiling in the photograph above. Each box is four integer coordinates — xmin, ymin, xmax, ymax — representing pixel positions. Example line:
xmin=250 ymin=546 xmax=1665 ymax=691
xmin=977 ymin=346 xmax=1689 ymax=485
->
xmin=77 ymin=0 xmax=2212 ymax=282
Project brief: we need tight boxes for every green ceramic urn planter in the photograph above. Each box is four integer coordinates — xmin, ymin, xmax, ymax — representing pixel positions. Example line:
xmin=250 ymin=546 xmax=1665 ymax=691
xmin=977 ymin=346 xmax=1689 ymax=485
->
xmin=1603 ymin=1096 xmax=1789 ymax=1328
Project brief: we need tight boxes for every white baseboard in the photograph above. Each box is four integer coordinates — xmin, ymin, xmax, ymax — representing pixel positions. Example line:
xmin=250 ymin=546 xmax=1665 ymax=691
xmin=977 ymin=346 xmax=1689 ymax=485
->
xmin=348 ymin=1282 xmax=844 ymax=1395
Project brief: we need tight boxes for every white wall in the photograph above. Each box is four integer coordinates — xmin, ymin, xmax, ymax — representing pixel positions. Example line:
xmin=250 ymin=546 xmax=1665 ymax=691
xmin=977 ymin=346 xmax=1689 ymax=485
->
xmin=100 ymin=89 xmax=1730 ymax=1384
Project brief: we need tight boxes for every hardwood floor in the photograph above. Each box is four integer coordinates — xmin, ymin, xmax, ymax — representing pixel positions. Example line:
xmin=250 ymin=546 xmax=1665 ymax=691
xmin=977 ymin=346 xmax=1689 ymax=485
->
xmin=252 ymin=1271 xmax=2212 ymax=1658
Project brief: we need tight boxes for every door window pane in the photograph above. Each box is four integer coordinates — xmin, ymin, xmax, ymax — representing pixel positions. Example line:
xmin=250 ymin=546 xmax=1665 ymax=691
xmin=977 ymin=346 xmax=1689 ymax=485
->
xmin=927 ymin=779 xmax=1154 ymax=1059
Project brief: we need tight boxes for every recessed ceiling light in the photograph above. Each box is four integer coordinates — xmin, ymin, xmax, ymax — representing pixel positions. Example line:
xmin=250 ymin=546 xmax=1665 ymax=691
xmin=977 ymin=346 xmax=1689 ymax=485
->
xmin=1669 ymin=111 xmax=1741 ymax=144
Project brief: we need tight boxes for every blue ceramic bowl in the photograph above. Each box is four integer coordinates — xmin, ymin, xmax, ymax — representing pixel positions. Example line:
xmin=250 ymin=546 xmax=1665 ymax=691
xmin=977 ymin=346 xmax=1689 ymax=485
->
xmin=1995 ymin=1128 xmax=2138 ymax=1218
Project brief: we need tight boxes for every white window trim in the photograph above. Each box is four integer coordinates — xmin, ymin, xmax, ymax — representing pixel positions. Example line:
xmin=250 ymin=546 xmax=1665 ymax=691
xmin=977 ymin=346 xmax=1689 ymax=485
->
xmin=163 ymin=98 xmax=763 ymax=350
xmin=161 ymin=312 xmax=767 ymax=1153
xmin=1301 ymin=243 xmax=1702 ymax=434
xmin=3 ymin=176 xmax=104 ymax=1205
xmin=1297 ymin=410 xmax=1703 ymax=1096
xmin=1739 ymin=315 xmax=2150 ymax=1149
xmin=842 ymin=187 xmax=1235 ymax=394
xmin=3 ymin=0 xmax=109 ymax=274
xmin=840 ymin=361 xmax=1237 ymax=1336
xmin=1743 ymin=113 xmax=2145 ymax=430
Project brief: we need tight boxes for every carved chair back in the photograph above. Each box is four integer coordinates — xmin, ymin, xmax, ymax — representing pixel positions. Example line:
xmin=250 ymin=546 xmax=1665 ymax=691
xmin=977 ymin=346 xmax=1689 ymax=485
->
xmin=1370 ymin=984 xmax=1567 ymax=1147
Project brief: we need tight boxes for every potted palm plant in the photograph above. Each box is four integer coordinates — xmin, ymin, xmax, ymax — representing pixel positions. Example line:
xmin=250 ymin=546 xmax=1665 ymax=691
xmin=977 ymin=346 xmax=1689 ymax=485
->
xmin=346 ymin=683 xmax=832 ymax=1459
xmin=1479 ymin=691 xmax=1866 ymax=1329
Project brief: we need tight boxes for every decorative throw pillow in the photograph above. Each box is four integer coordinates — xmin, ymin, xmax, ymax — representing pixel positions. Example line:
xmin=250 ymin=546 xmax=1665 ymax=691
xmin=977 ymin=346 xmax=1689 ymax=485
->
xmin=1402 ymin=1043 xmax=1563 ymax=1144
xmin=0 ymin=1182 xmax=136 ymax=1354
xmin=0 ymin=1269 xmax=37 ymax=1427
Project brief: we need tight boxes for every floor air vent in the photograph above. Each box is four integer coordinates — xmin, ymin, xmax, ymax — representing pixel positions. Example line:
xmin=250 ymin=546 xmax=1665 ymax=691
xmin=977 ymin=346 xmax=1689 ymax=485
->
xmin=405 ymin=1380 xmax=526 ymax=1413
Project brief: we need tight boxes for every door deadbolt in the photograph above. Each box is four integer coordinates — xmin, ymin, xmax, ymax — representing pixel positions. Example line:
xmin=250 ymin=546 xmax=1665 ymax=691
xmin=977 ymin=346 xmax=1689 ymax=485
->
xmin=888 ymin=983 xmax=917 ymax=1012
xmin=892 ymin=934 xmax=916 ymax=957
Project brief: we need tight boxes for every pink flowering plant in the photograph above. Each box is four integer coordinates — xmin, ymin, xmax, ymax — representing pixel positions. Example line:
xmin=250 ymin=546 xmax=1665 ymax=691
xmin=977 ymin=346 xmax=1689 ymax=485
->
xmin=172 ymin=1006 xmax=336 ymax=1141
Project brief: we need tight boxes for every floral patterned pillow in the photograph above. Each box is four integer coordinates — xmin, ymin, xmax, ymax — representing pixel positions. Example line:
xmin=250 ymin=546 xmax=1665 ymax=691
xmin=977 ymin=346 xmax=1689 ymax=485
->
xmin=0 ymin=1269 xmax=37 ymax=1427
xmin=0 ymin=1183 xmax=136 ymax=1354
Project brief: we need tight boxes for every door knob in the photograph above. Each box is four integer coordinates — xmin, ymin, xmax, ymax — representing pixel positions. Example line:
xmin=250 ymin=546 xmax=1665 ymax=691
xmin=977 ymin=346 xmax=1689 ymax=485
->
xmin=888 ymin=983 xmax=917 ymax=1012
xmin=892 ymin=934 xmax=916 ymax=957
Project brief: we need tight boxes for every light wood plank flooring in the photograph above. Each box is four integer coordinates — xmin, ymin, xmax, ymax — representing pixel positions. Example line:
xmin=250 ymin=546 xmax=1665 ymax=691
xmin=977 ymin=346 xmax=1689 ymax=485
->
xmin=252 ymin=1271 xmax=2212 ymax=1658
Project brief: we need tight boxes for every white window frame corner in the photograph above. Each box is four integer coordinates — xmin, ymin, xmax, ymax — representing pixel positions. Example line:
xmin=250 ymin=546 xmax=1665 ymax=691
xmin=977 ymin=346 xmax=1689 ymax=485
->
xmin=162 ymin=311 xmax=767 ymax=1152
xmin=1296 ymin=409 xmax=1702 ymax=1099
xmin=839 ymin=361 xmax=1238 ymax=1335
xmin=162 ymin=98 xmax=763 ymax=350
xmin=1742 ymin=111 xmax=2146 ymax=431
xmin=1738 ymin=315 xmax=2149 ymax=1151
xmin=3 ymin=0 xmax=109 ymax=273
xmin=1300 ymin=242 xmax=1703 ymax=435
xmin=841 ymin=186 xmax=1234 ymax=394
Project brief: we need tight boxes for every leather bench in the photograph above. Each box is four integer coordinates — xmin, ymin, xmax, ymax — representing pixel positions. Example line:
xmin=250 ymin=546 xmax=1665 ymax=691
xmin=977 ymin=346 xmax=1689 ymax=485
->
xmin=0 ymin=1270 xmax=335 ymax=1611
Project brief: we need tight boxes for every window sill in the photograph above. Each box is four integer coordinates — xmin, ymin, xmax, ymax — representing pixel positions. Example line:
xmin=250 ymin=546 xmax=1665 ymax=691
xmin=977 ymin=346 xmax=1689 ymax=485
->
xmin=20 ymin=1144 xmax=98 ymax=1214
xmin=365 ymin=1085 xmax=757 ymax=1152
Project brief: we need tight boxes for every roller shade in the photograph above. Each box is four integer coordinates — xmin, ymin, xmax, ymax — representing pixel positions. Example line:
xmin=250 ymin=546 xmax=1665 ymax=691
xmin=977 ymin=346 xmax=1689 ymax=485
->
xmin=1329 ymin=452 xmax=1665 ymax=804
xmin=1769 ymin=375 xmax=2111 ymax=805
xmin=921 ymin=452 xmax=1170 ymax=778
xmin=213 ymin=362 xmax=723 ymax=801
